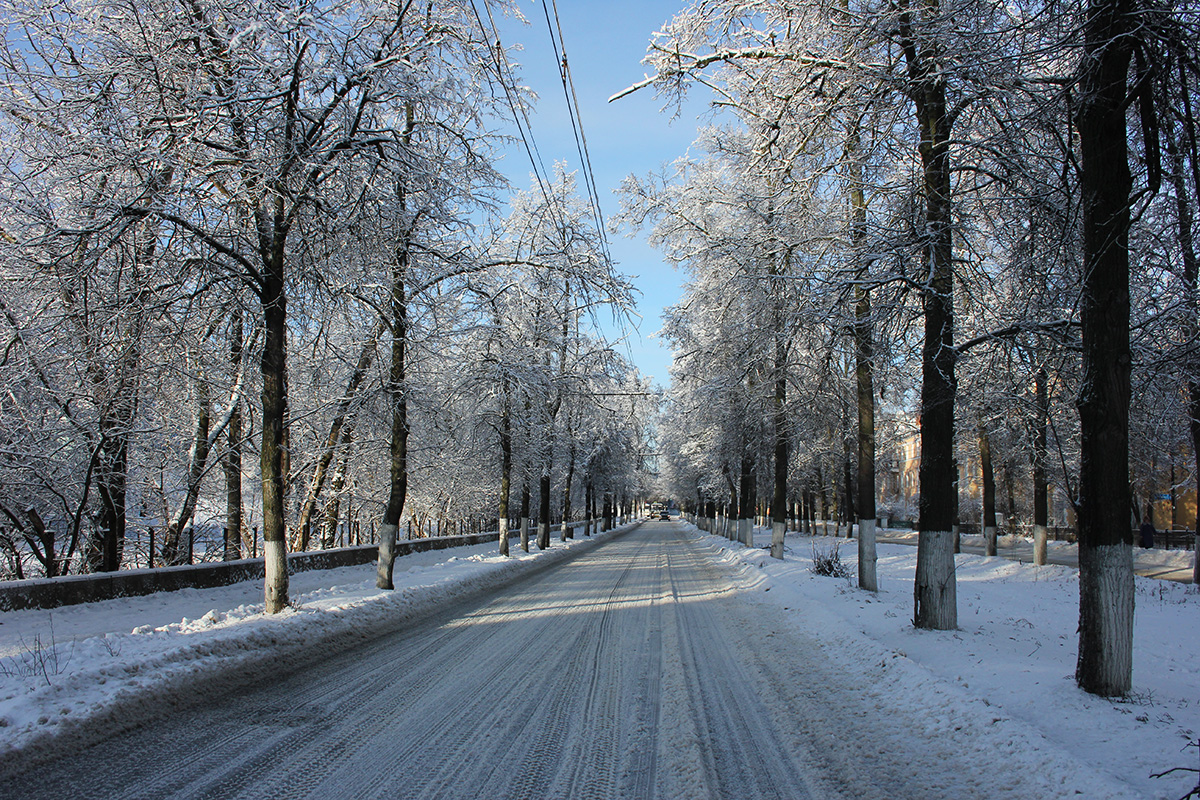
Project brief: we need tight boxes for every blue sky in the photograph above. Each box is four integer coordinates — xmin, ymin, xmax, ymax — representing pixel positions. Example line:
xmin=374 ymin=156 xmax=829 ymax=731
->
xmin=494 ymin=0 xmax=711 ymax=387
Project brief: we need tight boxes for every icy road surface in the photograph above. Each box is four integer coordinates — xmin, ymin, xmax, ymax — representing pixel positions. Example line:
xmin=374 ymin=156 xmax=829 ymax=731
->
xmin=1 ymin=523 xmax=1086 ymax=799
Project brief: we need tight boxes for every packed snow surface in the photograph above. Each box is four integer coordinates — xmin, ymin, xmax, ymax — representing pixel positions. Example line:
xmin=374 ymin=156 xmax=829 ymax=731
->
xmin=705 ymin=525 xmax=1199 ymax=799
xmin=0 ymin=521 xmax=1195 ymax=798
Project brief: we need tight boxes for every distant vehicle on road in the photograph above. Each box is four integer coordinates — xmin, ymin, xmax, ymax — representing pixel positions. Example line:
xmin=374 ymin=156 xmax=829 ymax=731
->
xmin=659 ymin=511 xmax=671 ymax=521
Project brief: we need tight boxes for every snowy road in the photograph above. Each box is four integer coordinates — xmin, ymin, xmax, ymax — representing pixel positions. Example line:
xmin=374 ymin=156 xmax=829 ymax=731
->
xmin=0 ymin=522 xmax=1092 ymax=799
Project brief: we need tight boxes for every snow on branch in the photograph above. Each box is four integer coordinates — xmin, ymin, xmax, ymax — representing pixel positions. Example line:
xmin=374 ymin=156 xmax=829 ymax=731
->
xmin=608 ymin=47 xmax=854 ymax=103
xmin=955 ymin=319 xmax=1077 ymax=356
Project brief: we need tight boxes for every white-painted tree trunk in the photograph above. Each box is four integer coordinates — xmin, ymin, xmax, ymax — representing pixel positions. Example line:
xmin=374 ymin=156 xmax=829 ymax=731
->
xmin=1193 ymin=533 xmax=1199 ymax=584
xmin=264 ymin=538 xmax=289 ymax=611
xmin=498 ymin=517 xmax=509 ymax=557
xmin=858 ymin=518 xmax=877 ymax=592
xmin=376 ymin=523 xmax=398 ymax=589
xmin=1076 ymin=542 xmax=1134 ymax=696
xmin=770 ymin=521 xmax=785 ymax=559
xmin=984 ymin=526 xmax=997 ymax=557
xmin=1033 ymin=524 xmax=1048 ymax=566
xmin=738 ymin=518 xmax=752 ymax=548
xmin=914 ymin=530 xmax=957 ymax=629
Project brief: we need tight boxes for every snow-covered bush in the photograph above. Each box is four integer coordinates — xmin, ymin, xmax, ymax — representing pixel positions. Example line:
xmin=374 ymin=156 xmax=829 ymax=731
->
xmin=810 ymin=541 xmax=852 ymax=579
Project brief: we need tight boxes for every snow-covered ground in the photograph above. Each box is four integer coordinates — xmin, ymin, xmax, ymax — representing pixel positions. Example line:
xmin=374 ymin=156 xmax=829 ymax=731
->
xmin=694 ymin=524 xmax=1200 ymax=800
xmin=0 ymin=519 xmax=1197 ymax=798
xmin=880 ymin=526 xmax=1197 ymax=581
xmin=0 ymin=527 xmax=627 ymax=761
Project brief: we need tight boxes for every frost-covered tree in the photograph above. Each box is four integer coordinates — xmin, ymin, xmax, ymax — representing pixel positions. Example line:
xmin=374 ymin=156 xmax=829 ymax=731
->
xmin=473 ymin=166 xmax=635 ymax=554
xmin=0 ymin=0 xmax=516 ymax=595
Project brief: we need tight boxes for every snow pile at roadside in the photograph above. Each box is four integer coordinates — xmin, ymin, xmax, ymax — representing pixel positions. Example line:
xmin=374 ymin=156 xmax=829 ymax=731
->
xmin=689 ymin=524 xmax=1200 ymax=800
xmin=876 ymin=527 xmax=1196 ymax=575
xmin=0 ymin=527 xmax=624 ymax=758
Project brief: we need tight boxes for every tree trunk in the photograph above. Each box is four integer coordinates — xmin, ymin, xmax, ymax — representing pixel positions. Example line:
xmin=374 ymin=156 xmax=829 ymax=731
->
xmin=1194 ymin=532 xmax=1199 ymax=586
xmin=321 ymin=424 xmax=354 ymax=549
xmin=260 ymin=256 xmax=290 ymax=614
xmin=901 ymin=6 xmax=958 ymax=629
xmin=818 ymin=467 xmax=829 ymax=537
xmin=584 ymin=480 xmax=593 ymax=536
xmin=724 ymin=467 xmax=738 ymax=541
xmin=520 ymin=480 xmax=531 ymax=552
xmin=162 ymin=379 xmax=212 ymax=566
xmin=561 ymin=441 xmax=575 ymax=541
xmin=21 ymin=508 xmax=58 ymax=578
xmin=79 ymin=265 xmax=144 ymax=575
xmin=225 ymin=307 xmax=244 ymax=561
xmin=855 ymin=283 xmax=878 ymax=589
xmin=537 ymin=468 xmax=551 ymax=550
xmin=770 ymin=368 xmax=787 ymax=560
xmin=738 ymin=455 xmax=755 ymax=547
xmin=374 ymin=110 xmax=417 ymax=586
xmin=1033 ymin=367 xmax=1049 ymax=565
xmin=842 ymin=445 xmax=855 ymax=539
xmin=1074 ymin=0 xmax=1135 ymax=696
xmin=87 ymin=410 xmax=133 ymax=573
xmin=498 ymin=390 xmax=512 ymax=556
xmin=980 ymin=424 xmax=998 ymax=557
xmin=377 ymin=273 xmax=408 ymax=590
xmin=840 ymin=0 xmax=877 ymax=589
xmin=1168 ymin=99 xmax=1200 ymax=588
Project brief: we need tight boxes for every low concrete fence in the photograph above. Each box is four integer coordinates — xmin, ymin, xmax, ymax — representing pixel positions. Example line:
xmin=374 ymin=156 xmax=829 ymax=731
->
xmin=0 ymin=532 xmax=501 ymax=612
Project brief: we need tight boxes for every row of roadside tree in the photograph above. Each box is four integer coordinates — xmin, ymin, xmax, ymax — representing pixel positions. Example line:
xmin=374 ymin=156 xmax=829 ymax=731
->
xmin=0 ymin=0 xmax=652 ymax=610
xmin=619 ymin=0 xmax=1200 ymax=698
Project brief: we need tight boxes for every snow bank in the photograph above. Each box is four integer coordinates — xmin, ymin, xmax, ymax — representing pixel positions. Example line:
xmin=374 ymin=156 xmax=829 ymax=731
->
xmin=688 ymin=525 xmax=1200 ymax=800
xmin=0 ymin=525 xmax=630 ymax=764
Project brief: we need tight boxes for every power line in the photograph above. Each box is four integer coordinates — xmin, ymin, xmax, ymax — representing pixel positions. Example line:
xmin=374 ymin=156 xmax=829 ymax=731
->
xmin=540 ymin=0 xmax=612 ymax=265
xmin=468 ymin=0 xmax=559 ymax=231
